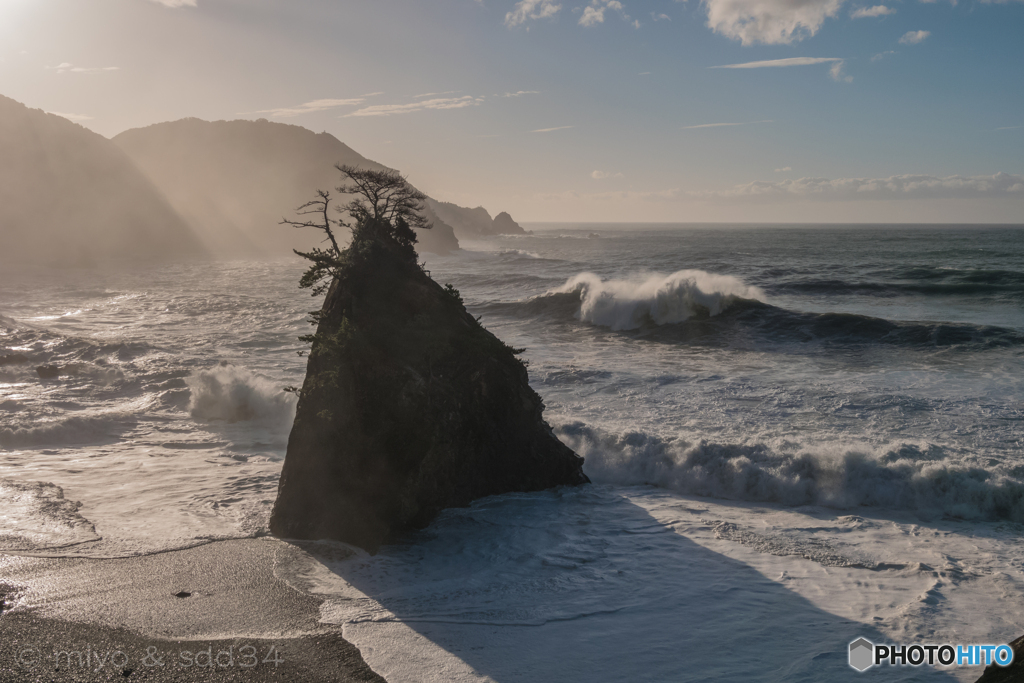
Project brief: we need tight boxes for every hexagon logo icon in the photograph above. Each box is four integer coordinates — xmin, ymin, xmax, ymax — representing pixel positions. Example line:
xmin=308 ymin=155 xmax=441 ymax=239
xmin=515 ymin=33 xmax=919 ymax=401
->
xmin=849 ymin=638 xmax=874 ymax=672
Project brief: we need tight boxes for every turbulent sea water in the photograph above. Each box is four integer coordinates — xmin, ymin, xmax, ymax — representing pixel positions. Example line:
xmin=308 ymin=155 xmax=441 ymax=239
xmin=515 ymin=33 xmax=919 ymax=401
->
xmin=2 ymin=224 xmax=1023 ymax=681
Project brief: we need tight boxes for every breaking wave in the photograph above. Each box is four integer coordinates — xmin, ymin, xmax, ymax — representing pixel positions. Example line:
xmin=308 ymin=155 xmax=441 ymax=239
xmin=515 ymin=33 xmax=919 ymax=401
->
xmin=481 ymin=270 xmax=1024 ymax=349
xmin=558 ymin=423 xmax=1024 ymax=522
xmin=550 ymin=271 xmax=764 ymax=330
xmin=186 ymin=363 xmax=296 ymax=431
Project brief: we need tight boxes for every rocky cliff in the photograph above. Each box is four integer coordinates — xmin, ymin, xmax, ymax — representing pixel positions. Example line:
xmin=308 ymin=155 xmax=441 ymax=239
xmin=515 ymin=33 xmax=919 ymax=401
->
xmin=269 ymin=230 xmax=588 ymax=552
xmin=114 ymin=118 xmax=460 ymax=257
xmin=426 ymin=199 xmax=527 ymax=239
xmin=0 ymin=95 xmax=205 ymax=266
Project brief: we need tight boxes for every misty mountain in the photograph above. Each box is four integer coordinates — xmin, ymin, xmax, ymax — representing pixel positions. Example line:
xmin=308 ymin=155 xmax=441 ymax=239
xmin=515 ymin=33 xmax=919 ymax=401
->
xmin=0 ymin=95 xmax=206 ymax=267
xmin=113 ymin=118 xmax=460 ymax=257
xmin=425 ymin=199 xmax=526 ymax=240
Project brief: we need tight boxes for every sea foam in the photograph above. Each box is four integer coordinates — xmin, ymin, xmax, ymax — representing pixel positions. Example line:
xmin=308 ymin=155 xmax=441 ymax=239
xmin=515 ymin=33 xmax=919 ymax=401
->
xmin=550 ymin=270 xmax=764 ymax=330
xmin=557 ymin=422 xmax=1024 ymax=523
xmin=186 ymin=363 xmax=296 ymax=431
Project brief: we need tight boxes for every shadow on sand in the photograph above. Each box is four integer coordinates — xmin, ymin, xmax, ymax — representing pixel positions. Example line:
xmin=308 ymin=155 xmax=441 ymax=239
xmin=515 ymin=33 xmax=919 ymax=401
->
xmin=291 ymin=486 xmax=962 ymax=683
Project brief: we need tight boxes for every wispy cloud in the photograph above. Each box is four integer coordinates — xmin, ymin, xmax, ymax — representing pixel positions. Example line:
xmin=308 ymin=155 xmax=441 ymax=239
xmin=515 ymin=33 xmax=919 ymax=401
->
xmin=537 ymin=188 xmax=682 ymax=202
xmin=851 ymin=4 xmax=895 ymax=17
xmin=682 ymin=120 xmax=773 ymax=129
xmin=652 ymin=12 xmax=671 ymax=20
xmin=592 ymin=170 xmax=625 ymax=179
xmin=147 ymin=0 xmax=196 ymax=6
xmin=47 ymin=111 xmax=93 ymax=122
xmin=775 ymin=167 xmax=792 ymax=172
xmin=500 ymin=90 xmax=541 ymax=97
xmin=542 ymin=172 xmax=1024 ymax=204
xmin=704 ymin=0 xmax=844 ymax=46
xmin=46 ymin=62 xmax=119 ymax=74
xmin=712 ymin=57 xmax=843 ymax=69
xmin=254 ymin=98 xmax=369 ymax=118
xmin=505 ymin=0 xmax=562 ymax=27
xmin=829 ymin=61 xmax=852 ymax=82
xmin=532 ymin=125 xmax=573 ymax=133
xmin=414 ymin=91 xmax=459 ymax=99
xmin=346 ymin=95 xmax=484 ymax=117
xmin=899 ymin=30 xmax=930 ymax=45
xmin=696 ymin=173 xmax=1024 ymax=201
xmin=871 ymin=50 xmax=897 ymax=61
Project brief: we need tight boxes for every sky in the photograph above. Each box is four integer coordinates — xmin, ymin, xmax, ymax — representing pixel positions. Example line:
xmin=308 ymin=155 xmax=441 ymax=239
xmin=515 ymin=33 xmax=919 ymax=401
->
xmin=1 ymin=0 xmax=1023 ymax=223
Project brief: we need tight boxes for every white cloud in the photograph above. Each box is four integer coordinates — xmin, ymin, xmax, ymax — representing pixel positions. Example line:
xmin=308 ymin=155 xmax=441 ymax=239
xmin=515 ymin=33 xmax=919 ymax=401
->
xmin=505 ymin=0 xmax=562 ymax=27
xmin=592 ymin=170 xmax=625 ymax=179
xmin=871 ymin=50 xmax=896 ymax=61
xmin=682 ymin=119 xmax=773 ymax=129
xmin=148 ymin=0 xmax=197 ymax=6
xmin=695 ymin=173 xmax=1024 ymax=201
xmin=703 ymin=0 xmax=845 ymax=45
xmin=500 ymin=90 xmax=541 ymax=97
xmin=532 ymin=125 xmax=574 ymax=132
xmin=579 ymin=0 xmax=626 ymax=26
xmin=346 ymin=96 xmax=484 ymax=117
xmin=850 ymin=4 xmax=894 ymax=16
xmin=775 ymin=167 xmax=792 ymax=172
xmin=254 ymin=98 xmax=368 ymax=118
xmin=47 ymin=62 xmax=119 ymax=74
xmin=712 ymin=56 xmax=843 ymax=69
xmin=652 ymin=12 xmax=672 ymax=20
xmin=899 ymin=30 xmax=930 ymax=44
xmin=47 ymin=111 xmax=93 ymax=122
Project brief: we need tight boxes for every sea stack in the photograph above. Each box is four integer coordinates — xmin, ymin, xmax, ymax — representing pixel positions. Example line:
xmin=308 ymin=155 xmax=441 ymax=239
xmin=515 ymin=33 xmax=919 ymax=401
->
xmin=269 ymin=228 xmax=588 ymax=552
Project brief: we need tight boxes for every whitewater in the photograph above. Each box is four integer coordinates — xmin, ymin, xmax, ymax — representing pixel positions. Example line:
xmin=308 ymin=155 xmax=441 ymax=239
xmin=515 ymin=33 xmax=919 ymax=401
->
xmin=2 ymin=225 xmax=1023 ymax=681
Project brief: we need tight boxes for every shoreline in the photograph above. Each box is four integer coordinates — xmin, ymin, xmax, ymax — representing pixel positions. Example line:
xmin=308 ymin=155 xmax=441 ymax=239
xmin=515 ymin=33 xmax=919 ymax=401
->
xmin=0 ymin=538 xmax=382 ymax=682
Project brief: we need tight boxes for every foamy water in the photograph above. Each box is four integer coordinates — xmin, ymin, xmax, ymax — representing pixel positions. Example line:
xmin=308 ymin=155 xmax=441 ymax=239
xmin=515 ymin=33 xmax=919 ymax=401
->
xmin=2 ymin=226 xmax=1023 ymax=680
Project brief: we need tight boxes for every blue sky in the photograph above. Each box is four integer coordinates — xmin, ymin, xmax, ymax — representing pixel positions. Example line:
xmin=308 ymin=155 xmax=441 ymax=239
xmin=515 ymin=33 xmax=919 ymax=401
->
xmin=1 ymin=0 xmax=1023 ymax=221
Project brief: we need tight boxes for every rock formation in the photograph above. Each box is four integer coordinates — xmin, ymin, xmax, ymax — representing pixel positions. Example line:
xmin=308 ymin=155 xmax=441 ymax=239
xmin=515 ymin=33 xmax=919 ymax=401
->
xmin=426 ymin=199 xmax=527 ymax=239
xmin=493 ymin=211 xmax=526 ymax=235
xmin=269 ymin=229 xmax=588 ymax=552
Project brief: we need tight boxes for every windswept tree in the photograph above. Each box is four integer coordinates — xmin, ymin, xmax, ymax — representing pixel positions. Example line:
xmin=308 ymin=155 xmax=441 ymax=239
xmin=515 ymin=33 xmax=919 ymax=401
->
xmin=281 ymin=165 xmax=432 ymax=296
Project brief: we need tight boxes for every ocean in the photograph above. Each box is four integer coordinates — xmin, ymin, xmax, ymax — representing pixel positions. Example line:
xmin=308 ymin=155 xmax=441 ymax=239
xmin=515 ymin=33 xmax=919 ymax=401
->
xmin=2 ymin=224 xmax=1023 ymax=681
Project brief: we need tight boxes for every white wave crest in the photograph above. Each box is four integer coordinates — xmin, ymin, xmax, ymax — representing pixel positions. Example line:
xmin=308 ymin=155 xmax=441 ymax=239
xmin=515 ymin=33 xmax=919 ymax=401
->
xmin=551 ymin=270 xmax=764 ymax=330
xmin=557 ymin=423 xmax=1024 ymax=522
xmin=186 ymin=364 xmax=296 ymax=430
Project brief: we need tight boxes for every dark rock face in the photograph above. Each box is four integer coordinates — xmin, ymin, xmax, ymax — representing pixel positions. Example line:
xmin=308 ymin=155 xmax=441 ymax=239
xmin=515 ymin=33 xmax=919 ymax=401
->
xmin=492 ymin=211 xmax=526 ymax=235
xmin=0 ymin=353 xmax=29 ymax=366
xmin=36 ymin=365 xmax=61 ymax=379
xmin=269 ymin=234 xmax=588 ymax=552
xmin=976 ymin=635 xmax=1024 ymax=682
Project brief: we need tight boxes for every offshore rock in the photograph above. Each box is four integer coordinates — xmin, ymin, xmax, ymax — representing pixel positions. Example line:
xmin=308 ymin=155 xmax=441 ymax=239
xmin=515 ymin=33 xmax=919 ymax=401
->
xmin=975 ymin=635 xmax=1024 ymax=682
xmin=269 ymin=233 xmax=588 ymax=552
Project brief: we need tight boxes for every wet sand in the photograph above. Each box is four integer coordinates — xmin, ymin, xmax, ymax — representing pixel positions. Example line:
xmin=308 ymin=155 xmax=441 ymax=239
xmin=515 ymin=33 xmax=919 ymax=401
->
xmin=0 ymin=538 xmax=383 ymax=682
